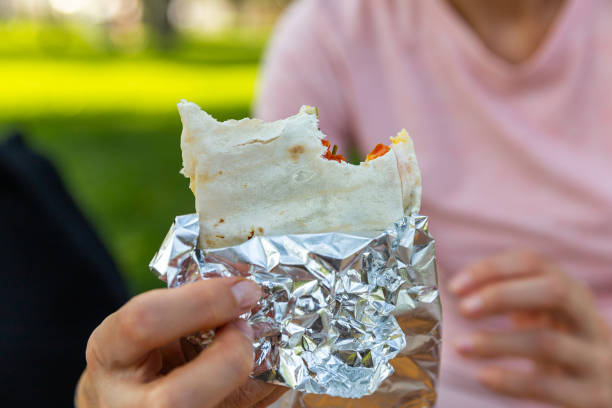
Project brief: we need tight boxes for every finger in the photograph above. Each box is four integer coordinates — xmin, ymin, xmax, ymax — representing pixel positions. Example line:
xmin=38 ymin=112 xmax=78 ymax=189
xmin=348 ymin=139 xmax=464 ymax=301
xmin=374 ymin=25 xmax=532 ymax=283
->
xmin=458 ymin=275 xmax=603 ymax=340
xmin=146 ymin=320 xmax=255 ymax=408
xmin=217 ymin=379 xmax=281 ymax=408
xmin=510 ymin=311 xmax=554 ymax=329
xmin=478 ymin=367 xmax=612 ymax=408
xmin=459 ymin=275 xmax=555 ymax=317
xmin=455 ymin=330 xmax=602 ymax=376
xmin=450 ymin=250 xmax=544 ymax=295
xmin=89 ymin=278 xmax=261 ymax=368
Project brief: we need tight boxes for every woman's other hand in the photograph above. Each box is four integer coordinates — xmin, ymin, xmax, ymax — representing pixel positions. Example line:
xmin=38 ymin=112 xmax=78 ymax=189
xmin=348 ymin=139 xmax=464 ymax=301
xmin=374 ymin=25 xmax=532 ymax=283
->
xmin=450 ymin=250 xmax=612 ymax=408
xmin=76 ymin=278 xmax=286 ymax=408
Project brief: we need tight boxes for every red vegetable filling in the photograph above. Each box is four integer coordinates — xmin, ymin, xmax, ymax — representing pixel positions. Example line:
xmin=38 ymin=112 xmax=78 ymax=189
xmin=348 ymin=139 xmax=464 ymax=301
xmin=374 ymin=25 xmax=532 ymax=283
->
xmin=366 ymin=143 xmax=390 ymax=161
xmin=321 ymin=140 xmax=346 ymax=163
xmin=321 ymin=140 xmax=391 ymax=163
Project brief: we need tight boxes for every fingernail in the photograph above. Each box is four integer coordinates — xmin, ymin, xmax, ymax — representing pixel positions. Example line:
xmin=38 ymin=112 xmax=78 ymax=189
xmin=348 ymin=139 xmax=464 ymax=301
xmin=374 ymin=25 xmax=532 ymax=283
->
xmin=454 ymin=335 xmax=474 ymax=353
xmin=450 ymin=272 xmax=472 ymax=293
xmin=232 ymin=279 xmax=261 ymax=311
xmin=231 ymin=319 xmax=254 ymax=340
xmin=461 ymin=296 xmax=482 ymax=314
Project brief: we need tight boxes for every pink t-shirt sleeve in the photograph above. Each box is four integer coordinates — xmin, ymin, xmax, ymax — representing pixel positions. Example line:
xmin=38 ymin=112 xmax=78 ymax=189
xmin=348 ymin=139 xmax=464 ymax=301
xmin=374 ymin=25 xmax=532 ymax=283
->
xmin=254 ymin=0 xmax=352 ymax=153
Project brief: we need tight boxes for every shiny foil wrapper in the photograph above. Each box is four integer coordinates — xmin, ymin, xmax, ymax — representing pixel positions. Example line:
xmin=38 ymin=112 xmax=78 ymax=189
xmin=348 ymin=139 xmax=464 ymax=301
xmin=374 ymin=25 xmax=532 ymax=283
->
xmin=150 ymin=214 xmax=441 ymax=405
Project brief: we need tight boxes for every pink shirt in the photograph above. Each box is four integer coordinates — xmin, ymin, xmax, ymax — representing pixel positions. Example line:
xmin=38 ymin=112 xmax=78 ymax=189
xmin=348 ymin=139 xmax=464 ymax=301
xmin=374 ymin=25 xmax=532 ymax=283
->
xmin=255 ymin=1 xmax=612 ymax=407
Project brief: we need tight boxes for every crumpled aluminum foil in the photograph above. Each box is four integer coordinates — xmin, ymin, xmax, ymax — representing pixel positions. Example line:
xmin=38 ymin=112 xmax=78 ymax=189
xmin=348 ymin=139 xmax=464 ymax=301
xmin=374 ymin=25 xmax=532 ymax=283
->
xmin=150 ymin=214 xmax=441 ymax=404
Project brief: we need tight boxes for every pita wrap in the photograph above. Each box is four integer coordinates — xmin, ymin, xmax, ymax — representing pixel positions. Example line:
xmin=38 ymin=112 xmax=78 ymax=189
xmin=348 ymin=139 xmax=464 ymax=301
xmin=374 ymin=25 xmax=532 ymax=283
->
xmin=178 ymin=101 xmax=421 ymax=249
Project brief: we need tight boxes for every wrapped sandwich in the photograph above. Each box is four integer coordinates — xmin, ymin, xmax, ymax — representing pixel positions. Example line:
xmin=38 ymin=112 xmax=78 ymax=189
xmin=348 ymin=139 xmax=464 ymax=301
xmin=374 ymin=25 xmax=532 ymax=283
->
xmin=178 ymin=102 xmax=421 ymax=248
xmin=150 ymin=102 xmax=441 ymax=407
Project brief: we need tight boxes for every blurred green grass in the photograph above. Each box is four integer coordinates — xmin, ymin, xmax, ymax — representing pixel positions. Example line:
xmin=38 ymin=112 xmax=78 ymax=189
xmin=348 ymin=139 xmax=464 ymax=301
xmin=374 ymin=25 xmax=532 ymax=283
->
xmin=0 ymin=22 xmax=265 ymax=294
xmin=1 ymin=58 xmax=257 ymax=115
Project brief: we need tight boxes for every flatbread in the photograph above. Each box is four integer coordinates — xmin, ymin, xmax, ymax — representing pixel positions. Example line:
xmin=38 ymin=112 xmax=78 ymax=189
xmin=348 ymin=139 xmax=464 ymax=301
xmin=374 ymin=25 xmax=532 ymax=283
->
xmin=178 ymin=101 xmax=421 ymax=248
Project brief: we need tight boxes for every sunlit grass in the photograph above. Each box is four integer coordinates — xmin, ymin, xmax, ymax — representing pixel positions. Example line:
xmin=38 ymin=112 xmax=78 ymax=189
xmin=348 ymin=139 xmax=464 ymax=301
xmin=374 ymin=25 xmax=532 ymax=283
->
xmin=0 ymin=20 xmax=267 ymax=62
xmin=0 ymin=58 xmax=258 ymax=119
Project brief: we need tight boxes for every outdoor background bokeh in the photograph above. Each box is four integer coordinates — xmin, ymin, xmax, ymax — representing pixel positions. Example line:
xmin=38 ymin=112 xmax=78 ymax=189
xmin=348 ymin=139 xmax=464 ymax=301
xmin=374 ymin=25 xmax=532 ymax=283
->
xmin=0 ymin=0 xmax=291 ymax=294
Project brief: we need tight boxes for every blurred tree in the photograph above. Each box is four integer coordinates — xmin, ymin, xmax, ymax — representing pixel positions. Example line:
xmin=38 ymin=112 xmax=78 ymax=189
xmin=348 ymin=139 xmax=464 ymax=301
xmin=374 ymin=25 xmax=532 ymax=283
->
xmin=142 ymin=0 xmax=174 ymax=46
xmin=231 ymin=0 xmax=292 ymax=29
xmin=228 ymin=0 xmax=246 ymax=7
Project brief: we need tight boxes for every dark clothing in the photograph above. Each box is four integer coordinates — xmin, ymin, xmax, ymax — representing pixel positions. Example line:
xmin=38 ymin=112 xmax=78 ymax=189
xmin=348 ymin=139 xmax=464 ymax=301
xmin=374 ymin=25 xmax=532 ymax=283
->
xmin=0 ymin=133 xmax=128 ymax=406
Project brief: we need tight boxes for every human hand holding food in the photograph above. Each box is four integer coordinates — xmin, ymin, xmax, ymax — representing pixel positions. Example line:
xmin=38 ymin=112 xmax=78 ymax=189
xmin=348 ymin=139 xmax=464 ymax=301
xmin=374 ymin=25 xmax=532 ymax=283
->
xmin=76 ymin=277 xmax=287 ymax=408
xmin=451 ymin=250 xmax=612 ymax=408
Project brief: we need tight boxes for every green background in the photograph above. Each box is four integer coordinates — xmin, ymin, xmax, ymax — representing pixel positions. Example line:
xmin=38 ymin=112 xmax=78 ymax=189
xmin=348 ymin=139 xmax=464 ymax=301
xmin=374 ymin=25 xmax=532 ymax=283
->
xmin=0 ymin=22 xmax=266 ymax=294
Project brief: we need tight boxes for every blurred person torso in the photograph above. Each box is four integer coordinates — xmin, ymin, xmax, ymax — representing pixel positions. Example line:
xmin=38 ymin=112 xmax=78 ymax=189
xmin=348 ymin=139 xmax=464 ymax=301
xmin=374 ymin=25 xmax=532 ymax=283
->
xmin=256 ymin=0 xmax=612 ymax=406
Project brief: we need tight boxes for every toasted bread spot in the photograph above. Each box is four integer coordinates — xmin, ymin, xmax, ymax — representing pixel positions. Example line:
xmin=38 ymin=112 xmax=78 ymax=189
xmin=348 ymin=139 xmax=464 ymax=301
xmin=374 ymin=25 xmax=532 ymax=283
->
xmin=218 ymin=170 xmax=223 ymax=175
xmin=215 ymin=235 xmax=225 ymax=239
xmin=219 ymin=218 xmax=224 ymax=223
xmin=289 ymin=145 xmax=305 ymax=160
xmin=257 ymin=227 xmax=264 ymax=234
xmin=247 ymin=228 xmax=255 ymax=240
xmin=196 ymin=171 xmax=222 ymax=183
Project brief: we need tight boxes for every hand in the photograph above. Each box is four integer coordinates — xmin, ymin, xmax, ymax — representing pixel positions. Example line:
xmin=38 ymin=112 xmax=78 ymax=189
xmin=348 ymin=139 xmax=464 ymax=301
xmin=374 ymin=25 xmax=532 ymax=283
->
xmin=450 ymin=250 xmax=612 ymax=408
xmin=76 ymin=277 xmax=287 ymax=408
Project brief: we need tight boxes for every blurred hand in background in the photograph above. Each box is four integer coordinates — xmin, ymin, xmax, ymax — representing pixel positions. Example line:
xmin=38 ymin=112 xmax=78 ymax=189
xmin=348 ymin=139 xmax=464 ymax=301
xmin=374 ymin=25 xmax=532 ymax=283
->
xmin=451 ymin=251 xmax=612 ymax=408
